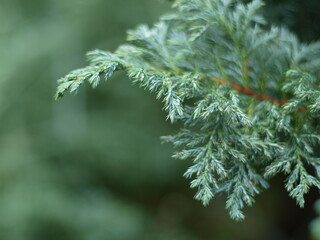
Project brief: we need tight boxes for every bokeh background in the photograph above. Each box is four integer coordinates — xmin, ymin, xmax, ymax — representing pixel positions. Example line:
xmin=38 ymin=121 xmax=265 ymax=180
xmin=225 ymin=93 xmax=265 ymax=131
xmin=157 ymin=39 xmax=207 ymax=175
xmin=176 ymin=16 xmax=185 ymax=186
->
xmin=0 ymin=0 xmax=319 ymax=239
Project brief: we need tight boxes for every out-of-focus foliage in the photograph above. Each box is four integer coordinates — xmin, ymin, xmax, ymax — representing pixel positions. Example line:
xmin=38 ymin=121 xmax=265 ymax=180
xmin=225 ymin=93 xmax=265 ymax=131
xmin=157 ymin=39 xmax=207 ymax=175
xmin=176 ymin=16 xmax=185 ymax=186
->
xmin=311 ymin=200 xmax=320 ymax=240
xmin=0 ymin=0 xmax=190 ymax=239
xmin=0 ymin=0 xmax=319 ymax=239
xmin=261 ymin=0 xmax=320 ymax=42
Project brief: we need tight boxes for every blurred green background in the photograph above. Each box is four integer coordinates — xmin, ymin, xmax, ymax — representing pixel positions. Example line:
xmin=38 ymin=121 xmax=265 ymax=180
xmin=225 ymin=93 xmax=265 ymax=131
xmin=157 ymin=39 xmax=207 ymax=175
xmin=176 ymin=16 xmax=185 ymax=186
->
xmin=0 ymin=0 xmax=319 ymax=239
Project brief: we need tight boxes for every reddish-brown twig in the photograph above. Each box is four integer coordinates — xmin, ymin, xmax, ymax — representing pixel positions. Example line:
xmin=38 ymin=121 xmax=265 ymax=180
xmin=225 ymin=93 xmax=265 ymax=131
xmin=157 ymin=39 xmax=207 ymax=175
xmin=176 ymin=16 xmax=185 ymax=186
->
xmin=211 ymin=77 xmax=288 ymax=105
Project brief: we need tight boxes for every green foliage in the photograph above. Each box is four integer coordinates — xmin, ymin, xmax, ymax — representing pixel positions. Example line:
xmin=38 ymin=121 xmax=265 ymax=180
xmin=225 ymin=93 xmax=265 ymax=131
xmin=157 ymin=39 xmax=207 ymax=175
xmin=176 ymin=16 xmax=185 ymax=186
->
xmin=57 ymin=0 xmax=320 ymax=220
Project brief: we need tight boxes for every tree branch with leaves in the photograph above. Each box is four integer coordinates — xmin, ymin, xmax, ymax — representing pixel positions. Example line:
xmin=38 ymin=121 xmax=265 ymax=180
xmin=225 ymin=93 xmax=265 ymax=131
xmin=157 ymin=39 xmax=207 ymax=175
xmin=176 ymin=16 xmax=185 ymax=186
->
xmin=56 ymin=0 xmax=320 ymax=220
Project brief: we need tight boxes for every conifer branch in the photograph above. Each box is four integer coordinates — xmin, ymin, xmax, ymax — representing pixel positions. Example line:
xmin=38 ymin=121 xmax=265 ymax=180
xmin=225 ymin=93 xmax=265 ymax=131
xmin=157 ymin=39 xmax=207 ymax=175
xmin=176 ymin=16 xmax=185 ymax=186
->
xmin=56 ymin=0 xmax=320 ymax=220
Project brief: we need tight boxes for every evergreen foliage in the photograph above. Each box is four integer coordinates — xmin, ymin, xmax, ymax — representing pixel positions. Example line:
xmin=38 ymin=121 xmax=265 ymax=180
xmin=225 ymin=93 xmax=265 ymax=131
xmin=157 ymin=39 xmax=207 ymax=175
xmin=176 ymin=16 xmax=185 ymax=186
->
xmin=56 ymin=0 xmax=320 ymax=220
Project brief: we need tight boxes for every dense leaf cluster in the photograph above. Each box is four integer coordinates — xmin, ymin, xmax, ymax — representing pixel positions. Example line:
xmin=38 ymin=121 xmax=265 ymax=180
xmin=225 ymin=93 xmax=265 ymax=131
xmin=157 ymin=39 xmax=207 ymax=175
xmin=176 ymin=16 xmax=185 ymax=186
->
xmin=56 ymin=0 xmax=320 ymax=220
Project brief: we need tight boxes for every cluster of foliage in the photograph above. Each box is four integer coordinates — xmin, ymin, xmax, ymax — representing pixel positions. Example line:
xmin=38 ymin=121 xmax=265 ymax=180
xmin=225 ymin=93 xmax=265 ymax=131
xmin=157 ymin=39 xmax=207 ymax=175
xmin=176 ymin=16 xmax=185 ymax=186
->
xmin=57 ymin=0 xmax=320 ymax=220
